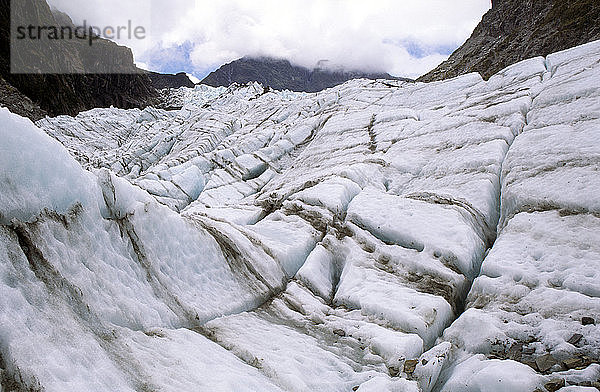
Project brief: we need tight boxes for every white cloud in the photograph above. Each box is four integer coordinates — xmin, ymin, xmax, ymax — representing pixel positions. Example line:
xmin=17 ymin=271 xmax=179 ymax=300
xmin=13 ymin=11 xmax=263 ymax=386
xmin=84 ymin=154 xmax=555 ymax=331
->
xmin=46 ymin=0 xmax=490 ymax=79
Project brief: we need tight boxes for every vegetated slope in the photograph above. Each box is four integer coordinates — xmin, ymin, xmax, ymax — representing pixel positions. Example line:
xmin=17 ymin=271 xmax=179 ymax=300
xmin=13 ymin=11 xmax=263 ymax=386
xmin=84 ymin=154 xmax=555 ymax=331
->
xmin=201 ymin=56 xmax=410 ymax=92
xmin=419 ymin=0 xmax=600 ymax=82
xmin=0 ymin=0 xmax=158 ymax=119
xmin=1 ymin=40 xmax=599 ymax=391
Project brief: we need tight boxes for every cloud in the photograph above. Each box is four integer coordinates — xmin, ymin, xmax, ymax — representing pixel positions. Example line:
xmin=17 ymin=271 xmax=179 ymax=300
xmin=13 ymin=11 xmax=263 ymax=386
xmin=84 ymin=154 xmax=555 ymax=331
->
xmin=46 ymin=0 xmax=490 ymax=79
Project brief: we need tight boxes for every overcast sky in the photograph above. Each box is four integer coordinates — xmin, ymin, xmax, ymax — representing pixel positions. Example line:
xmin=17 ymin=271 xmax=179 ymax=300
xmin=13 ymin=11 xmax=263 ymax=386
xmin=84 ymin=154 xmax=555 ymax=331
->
xmin=46 ymin=0 xmax=490 ymax=79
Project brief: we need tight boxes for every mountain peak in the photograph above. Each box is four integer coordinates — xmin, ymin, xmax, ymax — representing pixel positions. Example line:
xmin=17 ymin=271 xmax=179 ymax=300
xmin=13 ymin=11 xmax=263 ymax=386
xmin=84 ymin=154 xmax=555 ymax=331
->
xmin=201 ymin=56 xmax=410 ymax=92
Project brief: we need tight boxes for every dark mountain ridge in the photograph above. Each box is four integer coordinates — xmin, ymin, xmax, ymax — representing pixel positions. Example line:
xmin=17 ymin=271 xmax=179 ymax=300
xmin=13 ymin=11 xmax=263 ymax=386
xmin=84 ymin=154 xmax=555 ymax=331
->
xmin=147 ymin=71 xmax=195 ymax=90
xmin=201 ymin=56 xmax=411 ymax=93
xmin=419 ymin=0 xmax=600 ymax=82
xmin=0 ymin=0 xmax=158 ymax=120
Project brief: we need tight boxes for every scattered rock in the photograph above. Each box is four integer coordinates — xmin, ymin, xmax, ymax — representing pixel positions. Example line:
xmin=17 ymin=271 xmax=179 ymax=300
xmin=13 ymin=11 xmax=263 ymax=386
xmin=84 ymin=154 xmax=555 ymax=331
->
xmin=388 ymin=366 xmax=400 ymax=377
xmin=352 ymin=386 xmax=359 ymax=391
xmin=144 ymin=329 xmax=166 ymax=338
xmin=404 ymin=359 xmax=418 ymax=374
xmin=544 ymin=378 xmax=565 ymax=392
xmin=524 ymin=360 xmax=538 ymax=371
xmin=582 ymin=317 xmax=595 ymax=326
xmin=580 ymin=356 xmax=595 ymax=367
xmin=535 ymin=354 xmax=557 ymax=373
xmin=490 ymin=341 xmax=506 ymax=358
xmin=562 ymin=357 xmax=584 ymax=369
xmin=332 ymin=329 xmax=346 ymax=337
xmin=508 ymin=343 xmax=523 ymax=361
xmin=525 ymin=336 xmax=537 ymax=344
xmin=566 ymin=333 xmax=583 ymax=345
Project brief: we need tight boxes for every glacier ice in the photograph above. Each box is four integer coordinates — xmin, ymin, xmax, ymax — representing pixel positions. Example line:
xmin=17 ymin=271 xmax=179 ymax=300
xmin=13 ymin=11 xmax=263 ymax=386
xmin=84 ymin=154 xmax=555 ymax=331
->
xmin=1 ymin=39 xmax=600 ymax=391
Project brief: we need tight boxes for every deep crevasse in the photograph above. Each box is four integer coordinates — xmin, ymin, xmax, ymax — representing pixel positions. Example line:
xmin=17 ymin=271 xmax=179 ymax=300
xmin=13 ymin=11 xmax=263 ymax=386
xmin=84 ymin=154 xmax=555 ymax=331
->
xmin=1 ymin=40 xmax=599 ymax=392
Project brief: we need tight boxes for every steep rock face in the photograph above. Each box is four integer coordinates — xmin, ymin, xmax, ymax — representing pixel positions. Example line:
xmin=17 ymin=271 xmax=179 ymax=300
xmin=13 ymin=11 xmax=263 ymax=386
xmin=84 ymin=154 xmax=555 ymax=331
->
xmin=201 ymin=56 xmax=409 ymax=92
xmin=0 ymin=76 xmax=46 ymax=119
xmin=419 ymin=0 xmax=600 ymax=82
xmin=0 ymin=0 xmax=158 ymax=118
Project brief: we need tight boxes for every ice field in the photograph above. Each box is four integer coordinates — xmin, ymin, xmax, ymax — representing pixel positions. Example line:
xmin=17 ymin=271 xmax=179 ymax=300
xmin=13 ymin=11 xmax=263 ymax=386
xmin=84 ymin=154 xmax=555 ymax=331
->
xmin=1 ymin=40 xmax=600 ymax=391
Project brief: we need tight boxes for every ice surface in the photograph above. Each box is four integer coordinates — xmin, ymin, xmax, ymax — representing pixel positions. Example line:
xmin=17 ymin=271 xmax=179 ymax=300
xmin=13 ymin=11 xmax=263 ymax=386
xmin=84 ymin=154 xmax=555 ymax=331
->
xmin=438 ymin=355 xmax=543 ymax=392
xmin=442 ymin=211 xmax=600 ymax=368
xmin=1 ymin=40 xmax=600 ymax=390
xmin=246 ymin=213 xmax=321 ymax=277
xmin=414 ymin=342 xmax=452 ymax=392
xmin=437 ymin=39 xmax=600 ymax=390
xmin=0 ymin=227 xmax=136 ymax=392
xmin=119 ymin=328 xmax=285 ymax=392
xmin=0 ymin=108 xmax=101 ymax=225
xmin=205 ymin=281 xmax=425 ymax=391
xmin=296 ymin=244 xmax=337 ymax=300
xmin=347 ymin=188 xmax=487 ymax=278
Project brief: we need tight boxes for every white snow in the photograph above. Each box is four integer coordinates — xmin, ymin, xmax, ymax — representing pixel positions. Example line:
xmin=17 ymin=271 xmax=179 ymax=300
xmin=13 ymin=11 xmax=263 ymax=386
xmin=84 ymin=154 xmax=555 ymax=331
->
xmin=414 ymin=342 xmax=452 ymax=392
xmin=439 ymin=355 xmax=543 ymax=392
xmin=347 ymin=188 xmax=487 ymax=278
xmin=296 ymin=244 xmax=337 ymax=300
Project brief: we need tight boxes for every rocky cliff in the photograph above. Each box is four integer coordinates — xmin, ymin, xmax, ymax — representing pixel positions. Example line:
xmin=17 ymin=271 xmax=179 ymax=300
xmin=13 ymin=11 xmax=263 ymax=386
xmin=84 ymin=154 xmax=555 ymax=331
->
xmin=0 ymin=75 xmax=47 ymax=119
xmin=0 ymin=0 xmax=158 ymax=119
xmin=201 ymin=56 xmax=410 ymax=92
xmin=419 ymin=0 xmax=600 ymax=82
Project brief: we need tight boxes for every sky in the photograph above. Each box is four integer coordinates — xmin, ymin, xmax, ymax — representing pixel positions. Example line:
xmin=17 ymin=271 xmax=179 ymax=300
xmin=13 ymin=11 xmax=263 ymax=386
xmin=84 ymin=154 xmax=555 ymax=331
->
xmin=46 ymin=0 xmax=491 ymax=80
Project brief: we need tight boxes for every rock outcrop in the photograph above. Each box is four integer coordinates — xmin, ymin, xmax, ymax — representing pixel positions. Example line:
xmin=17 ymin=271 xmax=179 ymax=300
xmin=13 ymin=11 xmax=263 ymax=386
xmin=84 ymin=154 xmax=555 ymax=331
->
xmin=419 ymin=0 xmax=600 ymax=82
xmin=0 ymin=0 xmax=158 ymax=119
xmin=147 ymin=72 xmax=195 ymax=90
xmin=0 ymin=75 xmax=46 ymax=120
